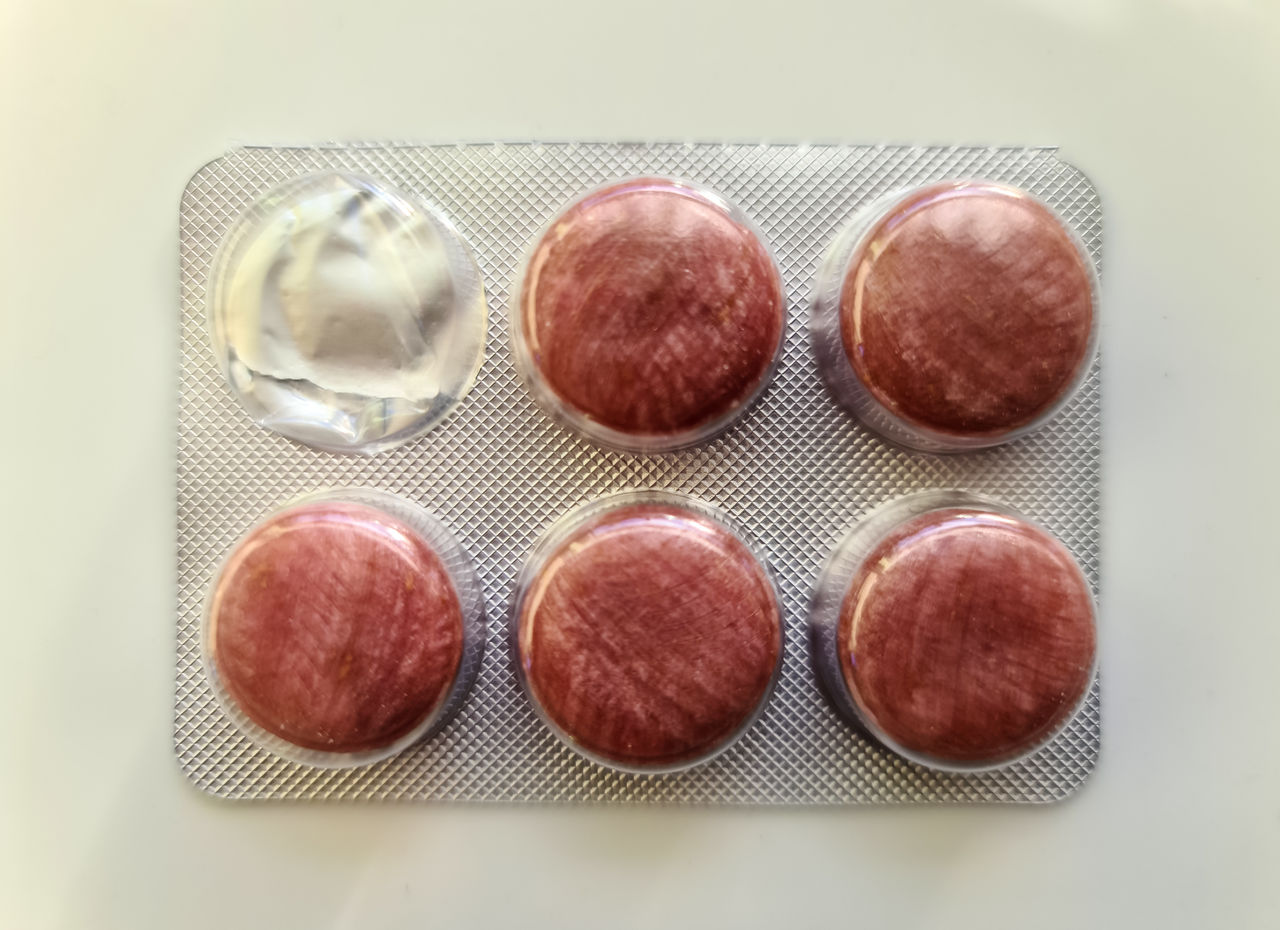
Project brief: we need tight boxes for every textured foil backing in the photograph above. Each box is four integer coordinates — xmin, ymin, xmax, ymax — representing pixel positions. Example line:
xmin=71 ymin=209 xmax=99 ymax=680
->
xmin=178 ymin=143 xmax=1102 ymax=803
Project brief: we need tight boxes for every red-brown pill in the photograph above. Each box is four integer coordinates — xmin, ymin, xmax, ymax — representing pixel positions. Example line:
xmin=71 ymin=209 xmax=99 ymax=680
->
xmin=209 ymin=501 xmax=464 ymax=755
xmin=517 ymin=501 xmax=782 ymax=769
xmin=838 ymin=181 xmax=1094 ymax=440
xmin=837 ymin=507 xmax=1095 ymax=766
xmin=518 ymin=178 xmax=785 ymax=448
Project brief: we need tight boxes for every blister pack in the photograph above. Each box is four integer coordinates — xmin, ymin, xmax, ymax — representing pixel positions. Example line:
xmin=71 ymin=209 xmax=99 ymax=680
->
xmin=178 ymin=143 xmax=1101 ymax=803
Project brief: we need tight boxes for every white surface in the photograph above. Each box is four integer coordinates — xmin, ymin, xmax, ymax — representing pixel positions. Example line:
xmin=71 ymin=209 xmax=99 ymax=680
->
xmin=1 ymin=0 xmax=1277 ymax=927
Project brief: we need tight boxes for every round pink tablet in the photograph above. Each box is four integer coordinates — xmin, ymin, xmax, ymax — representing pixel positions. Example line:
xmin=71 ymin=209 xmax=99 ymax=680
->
xmin=516 ymin=178 xmax=785 ymax=450
xmin=209 ymin=500 xmax=465 ymax=755
xmin=516 ymin=498 xmax=782 ymax=769
xmin=814 ymin=180 xmax=1097 ymax=450
xmin=836 ymin=507 xmax=1096 ymax=766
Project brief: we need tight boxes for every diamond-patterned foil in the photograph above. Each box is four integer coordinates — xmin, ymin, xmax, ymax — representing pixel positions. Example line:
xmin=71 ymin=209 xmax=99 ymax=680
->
xmin=178 ymin=143 xmax=1102 ymax=803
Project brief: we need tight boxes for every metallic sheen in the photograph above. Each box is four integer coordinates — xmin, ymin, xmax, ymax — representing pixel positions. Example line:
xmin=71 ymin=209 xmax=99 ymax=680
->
xmin=208 ymin=172 xmax=487 ymax=453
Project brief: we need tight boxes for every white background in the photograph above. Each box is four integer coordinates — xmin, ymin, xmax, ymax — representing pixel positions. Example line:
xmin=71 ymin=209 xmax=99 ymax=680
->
xmin=2 ymin=1 xmax=1278 ymax=927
